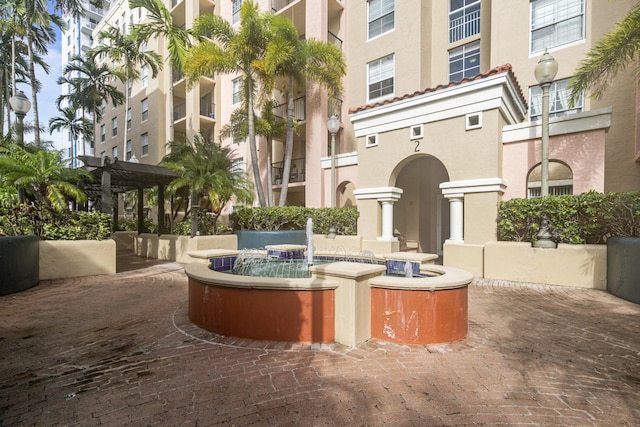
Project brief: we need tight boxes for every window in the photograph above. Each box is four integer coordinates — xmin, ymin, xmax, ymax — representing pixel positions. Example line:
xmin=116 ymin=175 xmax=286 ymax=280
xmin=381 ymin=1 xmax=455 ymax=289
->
xmin=100 ymin=151 xmax=105 ymax=158
xmin=126 ymin=139 xmax=132 ymax=160
xmin=410 ymin=125 xmax=423 ymax=139
xmin=366 ymin=134 xmax=379 ymax=148
xmin=121 ymin=12 xmax=126 ymax=33
xmin=232 ymin=0 xmax=243 ymax=25
xmin=367 ymin=54 xmax=394 ymax=101
xmin=232 ymin=77 xmax=242 ymax=104
xmin=141 ymin=65 xmax=148 ymax=88
xmin=141 ymin=133 xmax=149 ymax=156
xmin=527 ymin=162 xmax=573 ymax=198
xmin=448 ymin=41 xmax=480 ymax=82
xmin=112 ymin=146 xmax=118 ymax=158
xmin=529 ymin=78 xmax=583 ymax=120
xmin=101 ymin=100 xmax=106 ymax=117
xmin=530 ymin=0 xmax=584 ymax=54
xmin=112 ymin=118 xmax=118 ymax=137
xmin=100 ymin=124 xmax=106 ymax=142
xmin=368 ymin=0 xmax=394 ymax=39
xmin=232 ymin=158 xmax=244 ymax=175
xmin=127 ymin=108 xmax=132 ymax=129
xmin=449 ymin=0 xmax=481 ymax=43
xmin=141 ymin=98 xmax=149 ymax=121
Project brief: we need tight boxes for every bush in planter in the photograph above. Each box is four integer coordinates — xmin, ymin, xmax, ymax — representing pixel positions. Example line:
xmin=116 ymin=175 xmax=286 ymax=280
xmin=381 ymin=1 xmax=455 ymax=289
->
xmin=172 ymin=212 xmax=233 ymax=236
xmin=230 ymin=206 xmax=359 ymax=235
xmin=117 ymin=217 xmax=158 ymax=234
xmin=497 ymin=191 xmax=639 ymax=244
xmin=0 ymin=204 xmax=111 ymax=240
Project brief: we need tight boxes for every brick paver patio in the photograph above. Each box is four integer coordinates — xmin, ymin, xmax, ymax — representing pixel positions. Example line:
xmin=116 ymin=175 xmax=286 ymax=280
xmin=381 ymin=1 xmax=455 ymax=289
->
xmin=1 ymin=258 xmax=639 ymax=426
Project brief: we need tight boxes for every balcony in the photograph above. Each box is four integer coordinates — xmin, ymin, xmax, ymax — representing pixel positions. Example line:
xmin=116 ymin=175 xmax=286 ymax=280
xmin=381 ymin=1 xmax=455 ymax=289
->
xmin=273 ymin=97 xmax=306 ymax=121
xmin=174 ymin=103 xmax=186 ymax=121
xmin=272 ymin=158 xmax=305 ymax=184
xmin=200 ymin=99 xmax=215 ymax=119
xmin=271 ymin=0 xmax=297 ymax=12
xmin=449 ymin=9 xmax=481 ymax=43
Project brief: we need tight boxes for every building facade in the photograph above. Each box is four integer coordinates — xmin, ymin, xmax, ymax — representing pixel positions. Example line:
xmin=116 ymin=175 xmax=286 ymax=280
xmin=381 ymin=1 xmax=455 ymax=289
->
xmin=77 ymin=0 xmax=638 ymax=271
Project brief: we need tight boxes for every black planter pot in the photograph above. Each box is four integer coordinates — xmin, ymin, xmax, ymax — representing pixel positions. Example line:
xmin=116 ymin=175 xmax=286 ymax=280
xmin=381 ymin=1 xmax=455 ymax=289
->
xmin=0 ymin=234 xmax=39 ymax=295
xmin=236 ymin=230 xmax=307 ymax=250
xmin=607 ymin=236 xmax=640 ymax=304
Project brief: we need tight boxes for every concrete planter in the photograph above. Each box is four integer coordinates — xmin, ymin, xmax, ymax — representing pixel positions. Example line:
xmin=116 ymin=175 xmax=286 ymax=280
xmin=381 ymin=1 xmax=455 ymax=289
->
xmin=236 ymin=230 xmax=307 ymax=250
xmin=39 ymin=240 xmax=116 ymax=280
xmin=607 ymin=237 xmax=640 ymax=304
xmin=0 ymin=235 xmax=40 ymax=295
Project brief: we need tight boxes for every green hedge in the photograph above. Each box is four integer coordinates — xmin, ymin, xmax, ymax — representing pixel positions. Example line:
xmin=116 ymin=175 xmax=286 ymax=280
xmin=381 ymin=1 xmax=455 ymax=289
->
xmin=497 ymin=191 xmax=640 ymax=245
xmin=0 ymin=205 xmax=111 ymax=240
xmin=230 ymin=206 xmax=359 ymax=235
xmin=172 ymin=213 xmax=233 ymax=236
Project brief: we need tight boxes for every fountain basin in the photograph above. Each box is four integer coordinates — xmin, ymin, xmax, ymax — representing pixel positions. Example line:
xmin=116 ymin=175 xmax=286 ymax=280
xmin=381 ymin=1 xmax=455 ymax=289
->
xmin=185 ymin=252 xmax=473 ymax=347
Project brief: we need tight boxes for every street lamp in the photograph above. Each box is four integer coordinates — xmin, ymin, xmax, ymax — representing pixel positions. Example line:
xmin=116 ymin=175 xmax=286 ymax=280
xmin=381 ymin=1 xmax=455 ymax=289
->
xmin=9 ymin=90 xmax=31 ymax=147
xmin=534 ymin=49 xmax=558 ymax=198
xmin=9 ymin=90 xmax=31 ymax=204
xmin=327 ymin=114 xmax=341 ymax=208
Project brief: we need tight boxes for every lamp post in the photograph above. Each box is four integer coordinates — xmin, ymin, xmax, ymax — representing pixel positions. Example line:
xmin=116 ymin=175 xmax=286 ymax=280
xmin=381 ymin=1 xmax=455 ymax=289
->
xmin=534 ymin=49 xmax=558 ymax=197
xmin=9 ymin=90 xmax=31 ymax=147
xmin=9 ymin=90 xmax=31 ymax=204
xmin=327 ymin=114 xmax=341 ymax=208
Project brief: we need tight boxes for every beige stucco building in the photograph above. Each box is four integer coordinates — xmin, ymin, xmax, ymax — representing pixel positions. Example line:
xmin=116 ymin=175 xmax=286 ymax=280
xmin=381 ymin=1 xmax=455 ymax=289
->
xmin=85 ymin=0 xmax=638 ymax=272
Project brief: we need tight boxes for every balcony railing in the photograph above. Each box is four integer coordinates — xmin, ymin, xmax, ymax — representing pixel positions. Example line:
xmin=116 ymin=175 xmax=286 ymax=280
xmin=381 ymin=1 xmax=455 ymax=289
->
xmin=328 ymin=31 xmax=342 ymax=50
xmin=200 ymin=99 xmax=215 ymax=118
xmin=271 ymin=0 xmax=296 ymax=12
xmin=273 ymin=97 xmax=306 ymax=121
xmin=173 ymin=103 xmax=186 ymax=121
xmin=272 ymin=157 xmax=305 ymax=184
xmin=449 ymin=9 xmax=481 ymax=43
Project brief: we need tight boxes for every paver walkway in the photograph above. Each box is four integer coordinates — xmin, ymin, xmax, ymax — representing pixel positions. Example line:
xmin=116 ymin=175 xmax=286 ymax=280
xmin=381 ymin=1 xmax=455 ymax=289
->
xmin=1 ymin=258 xmax=639 ymax=426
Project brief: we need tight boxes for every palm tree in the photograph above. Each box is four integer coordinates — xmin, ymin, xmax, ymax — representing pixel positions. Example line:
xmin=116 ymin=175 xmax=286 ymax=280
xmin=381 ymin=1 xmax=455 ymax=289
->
xmin=219 ymin=100 xmax=288 ymax=206
xmin=20 ymin=0 xmax=66 ymax=147
xmin=129 ymin=0 xmax=191 ymax=143
xmin=569 ymin=3 xmax=640 ymax=103
xmin=261 ymin=14 xmax=346 ymax=206
xmin=0 ymin=144 xmax=92 ymax=210
xmin=162 ymin=136 xmax=254 ymax=236
xmin=184 ymin=1 xmax=271 ymax=206
xmin=58 ymin=54 xmax=125 ymax=160
xmin=48 ymin=105 xmax=93 ymax=161
xmin=90 ymin=25 xmax=163 ymax=156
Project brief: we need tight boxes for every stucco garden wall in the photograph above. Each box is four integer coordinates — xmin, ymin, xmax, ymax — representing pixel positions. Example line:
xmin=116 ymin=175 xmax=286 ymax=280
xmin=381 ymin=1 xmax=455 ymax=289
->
xmin=134 ymin=234 xmax=238 ymax=263
xmin=39 ymin=240 xmax=116 ymax=280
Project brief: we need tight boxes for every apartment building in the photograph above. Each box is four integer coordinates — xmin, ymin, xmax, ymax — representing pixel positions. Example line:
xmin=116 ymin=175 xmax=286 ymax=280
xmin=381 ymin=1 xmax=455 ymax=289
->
xmin=83 ymin=1 xmax=637 ymax=268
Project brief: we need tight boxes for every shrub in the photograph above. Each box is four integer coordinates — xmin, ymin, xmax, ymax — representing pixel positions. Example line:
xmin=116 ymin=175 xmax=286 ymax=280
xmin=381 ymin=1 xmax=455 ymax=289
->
xmin=117 ymin=217 xmax=158 ymax=234
xmin=497 ymin=191 xmax=640 ymax=245
xmin=0 ymin=204 xmax=111 ymax=240
xmin=230 ymin=206 xmax=359 ymax=235
xmin=172 ymin=212 xmax=232 ymax=236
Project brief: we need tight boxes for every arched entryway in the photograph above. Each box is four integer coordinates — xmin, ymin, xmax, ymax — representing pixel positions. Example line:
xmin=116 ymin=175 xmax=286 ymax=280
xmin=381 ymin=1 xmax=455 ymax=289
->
xmin=392 ymin=156 xmax=450 ymax=255
xmin=337 ymin=181 xmax=356 ymax=207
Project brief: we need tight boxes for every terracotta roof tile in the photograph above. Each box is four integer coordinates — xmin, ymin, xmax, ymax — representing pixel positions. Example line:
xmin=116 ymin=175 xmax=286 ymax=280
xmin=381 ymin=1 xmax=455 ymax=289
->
xmin=348 ymin=63 xmax=527 ymax=115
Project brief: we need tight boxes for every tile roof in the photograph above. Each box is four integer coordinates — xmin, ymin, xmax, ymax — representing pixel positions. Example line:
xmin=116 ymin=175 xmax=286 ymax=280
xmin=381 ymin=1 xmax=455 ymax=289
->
xmin=349 ymin=63 xmax=527 ymax=115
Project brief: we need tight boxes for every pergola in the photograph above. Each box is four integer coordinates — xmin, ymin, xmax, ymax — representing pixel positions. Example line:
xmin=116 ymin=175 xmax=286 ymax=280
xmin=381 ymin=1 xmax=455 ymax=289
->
xmin=80 ymin=156 xmax=180 ymax=234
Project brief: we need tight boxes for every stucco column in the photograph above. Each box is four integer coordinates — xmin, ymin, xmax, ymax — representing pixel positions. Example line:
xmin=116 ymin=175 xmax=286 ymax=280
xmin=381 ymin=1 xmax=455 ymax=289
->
xmin=380 ymin=200 xmax=396 ymax=241
xmin=445 ymin=194 xmax=464 ymax=244
xmin=354 ymin=187 xmax=403 ymax=241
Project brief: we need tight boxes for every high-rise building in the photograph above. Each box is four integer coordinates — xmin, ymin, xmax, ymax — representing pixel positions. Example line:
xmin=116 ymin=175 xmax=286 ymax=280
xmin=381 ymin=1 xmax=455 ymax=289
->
xmin=60 ymin=0 xmax=111 ymax=165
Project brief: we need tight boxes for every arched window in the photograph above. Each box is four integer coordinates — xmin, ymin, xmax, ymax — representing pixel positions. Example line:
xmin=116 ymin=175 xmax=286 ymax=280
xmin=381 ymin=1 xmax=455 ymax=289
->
xmin=527 ymin=161 xmax=573 ymax=198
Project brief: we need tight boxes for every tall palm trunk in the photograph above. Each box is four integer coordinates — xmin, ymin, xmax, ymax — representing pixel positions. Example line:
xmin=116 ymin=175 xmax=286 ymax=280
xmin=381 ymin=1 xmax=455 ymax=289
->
xmin=24 ymin=0 xmax=40 ymax=147
xmin=247 ymin=77 xmax=266 ymax=206
xmin=278 ymin=76 xmax=295 ymax=206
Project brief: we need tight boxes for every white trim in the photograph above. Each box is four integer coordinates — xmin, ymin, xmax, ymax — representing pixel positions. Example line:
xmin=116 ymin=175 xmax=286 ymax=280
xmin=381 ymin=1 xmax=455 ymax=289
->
xmin=321 ymin=152 xmax=358 ymax=169
xmin=351 ymin=72 xmax=527 ymax=137
xmin=354 ymin=186 xmax=403 ymax=201
xmin=502 ymin=108 xmax=612 ymax=143
xmin=440 ymin=177 xmax=507 ymax=196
